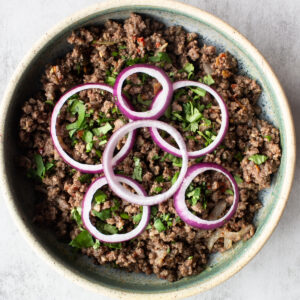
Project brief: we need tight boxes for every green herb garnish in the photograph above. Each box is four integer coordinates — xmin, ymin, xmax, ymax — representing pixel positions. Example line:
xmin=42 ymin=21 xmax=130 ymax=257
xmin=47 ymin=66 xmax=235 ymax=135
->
xmin=248 ymin=154 xmax=268 ymax=165
xmin=234 ymin=175 xmax=243 ymax=184
xmin=154 ymin=219 xmax=166 ymax=232
xmin=69 ymin=230 xmax=94 ymax=248
xmin=203 ymin=74 xmax=215 ymax=85
xmin=149 ymin=52 xmax=171 ymax=64
xmin=132 ymin=157 xmax=143 ymax=182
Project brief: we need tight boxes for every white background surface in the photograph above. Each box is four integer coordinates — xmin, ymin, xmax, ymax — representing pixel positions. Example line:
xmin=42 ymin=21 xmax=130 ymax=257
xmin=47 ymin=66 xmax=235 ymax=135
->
xmin=0 ymin=0 xmax=299 ymax=299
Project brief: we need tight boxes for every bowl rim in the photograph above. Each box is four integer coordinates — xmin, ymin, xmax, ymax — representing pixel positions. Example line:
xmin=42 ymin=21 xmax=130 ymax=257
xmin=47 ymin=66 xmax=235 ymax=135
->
xmin=0 ymin=0 xmax=296 ymax=299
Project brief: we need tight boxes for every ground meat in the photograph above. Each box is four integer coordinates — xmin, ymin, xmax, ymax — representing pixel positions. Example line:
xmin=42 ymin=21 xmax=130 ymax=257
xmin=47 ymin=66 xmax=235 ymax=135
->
xmin=18 ymin=13 xmax=281 ymax=282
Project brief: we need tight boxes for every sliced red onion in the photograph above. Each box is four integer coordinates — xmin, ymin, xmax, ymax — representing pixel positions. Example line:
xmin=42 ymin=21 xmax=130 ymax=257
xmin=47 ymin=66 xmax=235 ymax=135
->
xmin=149 ymin=80 xmax=229 ymax=158
xmin=174 ymin=163 xmax=239 ymax=230
xmin=113 ymin=64 xmax=173 ymax=120
xmin=103 ymin=120 xmax=188 ymax=206
xmin=82 ymin=175 xmax=150 ymax=243
xmin=50 ymin=83 xmax=135 ymax=173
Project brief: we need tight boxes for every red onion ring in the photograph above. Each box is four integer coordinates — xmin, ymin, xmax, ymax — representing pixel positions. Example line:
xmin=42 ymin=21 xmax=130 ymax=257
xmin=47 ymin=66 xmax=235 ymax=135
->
xmin=149 ymin=80 xmax=229 ymax=158
xmin=82 ymin=175 xmax=150 ymax=243
xmin=50 ymin=83 xmax=135 ymax=173
xmin=103 ymin=120 xmax=188 ymax=206
xmin=113 ymin=64 xmax=173 ymax=120
xmin=174 ymin=163 xmax=239 ymax=230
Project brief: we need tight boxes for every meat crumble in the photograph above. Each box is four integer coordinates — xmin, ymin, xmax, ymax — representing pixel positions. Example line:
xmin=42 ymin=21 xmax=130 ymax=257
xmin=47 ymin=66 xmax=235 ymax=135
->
xmin=18 ymin=13 xmax=281 ymax=282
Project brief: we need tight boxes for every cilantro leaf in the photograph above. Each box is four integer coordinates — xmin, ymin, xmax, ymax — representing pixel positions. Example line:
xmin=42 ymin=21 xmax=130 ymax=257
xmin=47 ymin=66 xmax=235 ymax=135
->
xmin=133 ymin=213 xmax=142 ymax=224
xmin=93 ymin=122 xmax=113 ymax=136
xmin=225 ymin=189 xmax=234 ymax=195
xmin=171 ymin=171 xmax=179 ymax=185
xmin=71 ymin=207 xmax=82 ymax=226
xmin=154 ymin=219 xmax=166 ymax=232
xmin=104 ymin=242 xmax=122 ymax=249
xmin=132 ymin=157 xmax=143 ymax=182
xmin=69 ymin=230 xmax=94 ymax=248
xmin=248 ymin=154 xmax=268 ymax=165
xmin=264 ymin=135 xmax=272 ymax=141
xmin=120 ymin=213 xmax=129 ymax=220
xmin=234 ymin=175 xmax=243 ymax=184
xmin=149 ymin=52 xmax=171 ymax=64
xmin=66 ymin=99 xmax=86 ymax=136
xmin=190 ymin=87 xmax=206 ymax=97
xmin=106 ymin=76 xmax=116 ymax=86
xmin=183 ymin=102 xmax=202 ymax=123
xmin=203 ymin=74 xmax=215 ymax=85
xmin=93 ymin=209 xmax=111 ymax=221
xmin=94 ymin=189 xmax=108 ymax=203
xmin=34 ymin=154 xmax=45 ymax=179
xmin=154 ymin=186 xmax=163 ymax=193
xmin=187 ymin=187 xmax=201 ymax=206
xmin=78 ymin=174 xmax=93 ymax=184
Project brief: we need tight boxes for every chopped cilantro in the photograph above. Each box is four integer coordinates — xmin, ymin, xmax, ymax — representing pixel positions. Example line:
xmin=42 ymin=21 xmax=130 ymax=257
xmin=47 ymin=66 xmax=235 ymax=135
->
xmin=183 ymin=63 xmax=194 ymax=79
xmin=154 ymin=186 xmax=163 ymax=193
xmin=155 ymin=175 xmax=164 ymax=183
xmin=234 ymin=175 xmax=243 ymax=184
xmin=151 ymin=206 xmax=158 ymax=217
xmin=111 ymin=51 xmax=119 ymax=57
xmin=167 ymin=247 xmax=171 ymax=254
xmin=171 ymin=171 xmax=179 ymax=185
xmin=66 ymin=99 xmax=86 ymax=137
xmin=187 ymin=187 xmax=201 ymax=206
xmin=203 ymin=74 xmax=215 ymax=85
xmin=188 ymin=256 xmax=193 ymax=260
xmin=103 ymin=224 xmax=118 ymax=234
xmin=93 ymin=189 xmax=107 ymax=203
xmin=93 ymin=209 xmax=111 ymax=221
xmin=104 ymin=242 xmax=122 ymax=249
xmin=154 ymin=219 xmax=166 ymax=232
xmin=149 ymin=52 xmax=171 ymax=64
xmin=225 ymin=189 xmax=234 ymax=195
xmin=71 ymin=207 xmax=82 ymax=227
xmin=264 ymin=135 xmax=272 ymax=141
xmin=93 ymin=239 xmax=101 ymax=249
xmin=83 ymin=130 xmax=93 ymax=152
xmin=120 ymin=213 xmax=129 ymax=220
xmin=78 ymin=174 xmax=93 ymax=184
xmin=99 ymin=140 xmax=107 ymax=146
xmin=93 ymin=122 xmax=113 ymax=136
xmin=190 ymin=86 xmax=206 ymax=98
xmin=106 ymin=76 xmax=116 ymax=86
xmin=248 ymin=154 xmax=268 ymax=165
xmin=126 ymin=56 xmax=148 ymax=66
xmin=133 ymin=213 xmax=142 ymax=224
xmin=118 ymin=45 xmax=127 ymax=50
xmin=132 ymin=157 xmax=143 ymax=182
xmin=164 ymin=106 xmax=172 ymax=118
xmin=45 ymin=100 xmax=54 ymax=106
xmin=69 ymin=230 xmax=94 ymax=248
xmin=195 ymin=157 xmax=204 ymax=163
xmin=183 ymin=102 xmax=202 ymax=123
xmin=34 ymin=154 xmax=45 ymax=178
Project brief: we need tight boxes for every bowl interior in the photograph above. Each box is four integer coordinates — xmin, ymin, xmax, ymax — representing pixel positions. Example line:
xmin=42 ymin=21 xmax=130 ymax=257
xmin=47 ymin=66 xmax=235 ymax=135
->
xmin=3 ymin=4 xmax=289 ymax=295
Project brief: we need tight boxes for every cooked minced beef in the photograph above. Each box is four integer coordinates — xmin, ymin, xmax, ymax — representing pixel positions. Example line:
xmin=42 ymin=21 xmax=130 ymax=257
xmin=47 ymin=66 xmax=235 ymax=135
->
xmin=18 ymin=13 xmax=281 ymax=282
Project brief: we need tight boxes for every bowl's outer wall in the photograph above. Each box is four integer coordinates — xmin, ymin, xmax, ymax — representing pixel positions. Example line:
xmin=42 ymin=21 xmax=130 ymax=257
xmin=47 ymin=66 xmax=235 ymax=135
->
xmin=0 ymin=1 xmax=295 ymax=299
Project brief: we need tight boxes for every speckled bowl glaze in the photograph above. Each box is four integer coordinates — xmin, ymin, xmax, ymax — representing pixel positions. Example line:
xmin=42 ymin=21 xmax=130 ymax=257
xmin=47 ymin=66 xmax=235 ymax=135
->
xmin=0 ymin=0 xmax=296 ymax=299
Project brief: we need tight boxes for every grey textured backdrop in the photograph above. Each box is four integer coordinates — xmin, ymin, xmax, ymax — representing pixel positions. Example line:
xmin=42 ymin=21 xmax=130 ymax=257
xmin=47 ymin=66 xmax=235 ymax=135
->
xmin=0 ymin=0 xmax=299 ymax=299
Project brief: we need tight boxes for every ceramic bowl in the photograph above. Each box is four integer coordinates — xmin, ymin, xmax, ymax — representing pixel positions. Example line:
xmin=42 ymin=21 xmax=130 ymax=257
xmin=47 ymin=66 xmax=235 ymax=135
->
xmin=0 ymin=0 xmax=296 ymax=298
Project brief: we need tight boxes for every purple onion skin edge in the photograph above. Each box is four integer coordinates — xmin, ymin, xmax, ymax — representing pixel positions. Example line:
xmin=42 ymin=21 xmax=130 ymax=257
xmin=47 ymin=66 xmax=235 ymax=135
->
xmin=113 ymin=64 xmax=173 ymax=120
xmin=149 ymin=81 xmax=229 ymax=159
xmin=174 ymin=163 xmax=239 ymax=230
xmin=82 ymin=175 xmax=151 ymax=243
xmin=50 ymin=83 xmax=136 ymax=173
